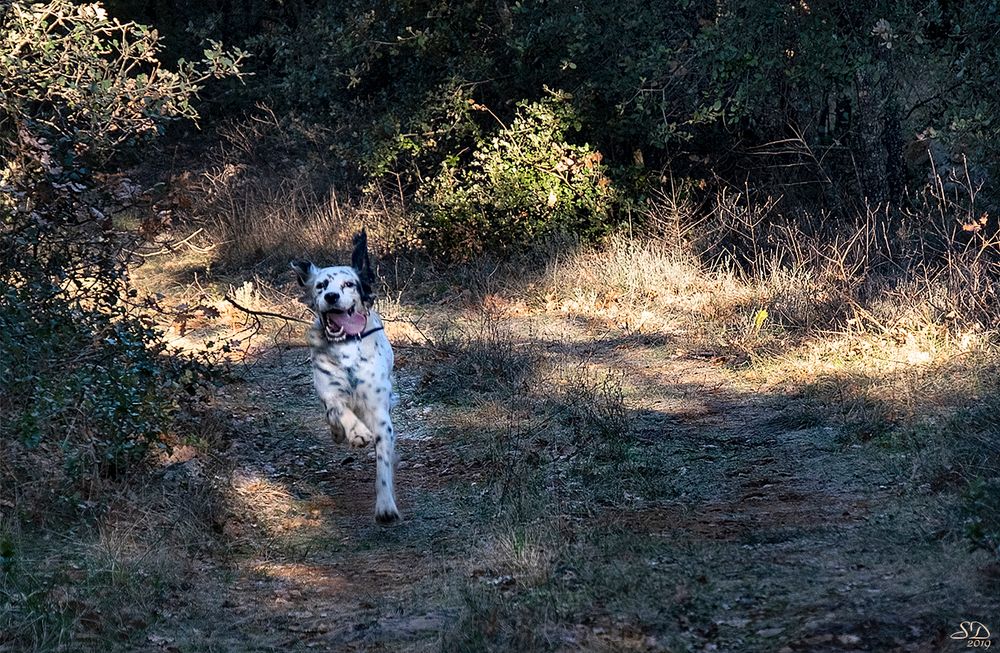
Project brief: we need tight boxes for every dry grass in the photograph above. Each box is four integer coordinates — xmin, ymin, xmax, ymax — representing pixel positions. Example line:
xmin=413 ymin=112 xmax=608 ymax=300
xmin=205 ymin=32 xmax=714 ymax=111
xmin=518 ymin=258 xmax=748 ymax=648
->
xmin=9 ymin=133 xmax=1000 ymax=651
xmin=152 ymin=149 xmax=1000 ymax=504
xmin=0 ymin=486 xmax=217 ymax=652
xmin=195 ymin=109 xmax=413 ymax=268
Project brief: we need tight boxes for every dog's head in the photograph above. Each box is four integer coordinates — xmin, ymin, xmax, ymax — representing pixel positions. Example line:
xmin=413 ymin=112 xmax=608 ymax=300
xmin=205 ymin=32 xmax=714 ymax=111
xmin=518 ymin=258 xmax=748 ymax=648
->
xmin=291 ymin=231 xmax=376 ymax=341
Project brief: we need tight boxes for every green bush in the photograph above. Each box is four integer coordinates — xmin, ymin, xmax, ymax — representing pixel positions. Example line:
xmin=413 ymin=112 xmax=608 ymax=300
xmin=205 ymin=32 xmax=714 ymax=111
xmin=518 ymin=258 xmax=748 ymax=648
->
xmin=0 ymin=273 xmax=214 ymax=480
xmin=0 ymin=1 xmax=241 ymax=492
xmin=0 ymin=0 xmax=246 ymax=163
xmin=415 ymin=91 xmax=617 ymax=258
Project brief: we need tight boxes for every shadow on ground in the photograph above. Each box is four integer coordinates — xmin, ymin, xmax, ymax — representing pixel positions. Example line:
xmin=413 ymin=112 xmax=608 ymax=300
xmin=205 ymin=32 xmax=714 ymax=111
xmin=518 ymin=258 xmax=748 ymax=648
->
xmin=140 ymin=318 xmax=998 ymax=653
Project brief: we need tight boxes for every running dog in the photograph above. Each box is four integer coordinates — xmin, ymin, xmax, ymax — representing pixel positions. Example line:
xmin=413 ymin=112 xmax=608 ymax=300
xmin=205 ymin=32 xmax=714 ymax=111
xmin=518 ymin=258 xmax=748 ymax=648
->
xmin=291 ymin=231 xmax=400 ymax=523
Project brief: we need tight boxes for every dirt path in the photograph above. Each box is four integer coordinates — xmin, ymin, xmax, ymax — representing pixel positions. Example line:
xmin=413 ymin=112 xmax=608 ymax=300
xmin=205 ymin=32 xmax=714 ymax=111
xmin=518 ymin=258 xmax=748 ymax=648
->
xmin=149 ymin=322 xmax=997 ymax=652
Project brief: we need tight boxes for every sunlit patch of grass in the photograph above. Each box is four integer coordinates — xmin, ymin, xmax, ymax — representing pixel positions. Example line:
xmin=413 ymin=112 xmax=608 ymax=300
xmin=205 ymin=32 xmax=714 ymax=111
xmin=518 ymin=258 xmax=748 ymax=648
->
xmin=530 ymin=231 xmax=854 ymax=364
xmin=537 ymin=234 xmax=716 ymax=331
xmin=748 ymin=325 xmax=996 ymax=449
xmin=228 ymin=470 xmax=322 ymax=535
xmin=749 ymin=316 xmax=994 ymax=417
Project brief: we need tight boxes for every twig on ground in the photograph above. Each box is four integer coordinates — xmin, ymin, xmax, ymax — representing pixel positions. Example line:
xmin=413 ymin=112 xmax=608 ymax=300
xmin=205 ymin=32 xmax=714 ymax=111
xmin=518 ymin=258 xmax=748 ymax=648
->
xmin=136 ymin=228 xmax=216 ymax=257
xmin=224 ymin=294 xmax=311 ymax=324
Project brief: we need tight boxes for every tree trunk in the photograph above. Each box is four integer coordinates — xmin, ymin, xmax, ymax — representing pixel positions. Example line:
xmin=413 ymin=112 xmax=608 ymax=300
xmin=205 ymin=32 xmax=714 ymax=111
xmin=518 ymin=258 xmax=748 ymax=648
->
xmin=852 ymin=47 xmax=905 ymax=210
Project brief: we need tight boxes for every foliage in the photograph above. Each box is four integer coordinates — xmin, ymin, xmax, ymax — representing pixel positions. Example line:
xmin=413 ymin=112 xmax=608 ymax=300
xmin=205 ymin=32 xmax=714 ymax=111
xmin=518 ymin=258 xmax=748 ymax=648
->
xmin=415 ymin=92 xmax=617 ymax=258
xmin=0 ymin=260 xmax=215 ymax=481
xmin=0 ymin=0 xmax=247 ymax=165
xmin=683 ymin=1 xmax=1000 ymax=203
xmin=95 ymin=0 xmax=998 ymax=260
xmin=0 ymin=1 xmax=242 ymax=490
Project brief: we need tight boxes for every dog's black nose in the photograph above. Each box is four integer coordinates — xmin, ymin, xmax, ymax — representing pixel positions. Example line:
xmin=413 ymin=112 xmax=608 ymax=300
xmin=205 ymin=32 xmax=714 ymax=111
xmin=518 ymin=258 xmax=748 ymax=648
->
xmin=324 ymin=292 xmax=340 ymax=305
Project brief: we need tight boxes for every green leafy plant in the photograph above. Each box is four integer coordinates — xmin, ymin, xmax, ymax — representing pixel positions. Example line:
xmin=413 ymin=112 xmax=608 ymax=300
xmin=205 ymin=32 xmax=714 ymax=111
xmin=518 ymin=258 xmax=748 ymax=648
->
xmin=0 ymin=274 xmax=218 ymax=481
xmin=0 ymin=0 xmax=247 ymax=164
xmin=0 ymin=1 xmax=242 ymax=494
xmin=415 ymin=91 xmax=617 ymax=258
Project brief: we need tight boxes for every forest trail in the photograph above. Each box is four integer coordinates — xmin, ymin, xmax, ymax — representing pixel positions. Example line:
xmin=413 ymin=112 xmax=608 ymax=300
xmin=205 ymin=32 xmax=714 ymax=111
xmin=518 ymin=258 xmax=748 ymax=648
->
xmin=146 ymin=318 xmax=997 ymax=653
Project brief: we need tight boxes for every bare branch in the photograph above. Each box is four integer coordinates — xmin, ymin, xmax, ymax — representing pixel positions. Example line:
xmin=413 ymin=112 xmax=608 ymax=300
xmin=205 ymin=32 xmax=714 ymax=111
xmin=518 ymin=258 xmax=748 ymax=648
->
xmin=223 ymin=294 xmax=311 ymax=324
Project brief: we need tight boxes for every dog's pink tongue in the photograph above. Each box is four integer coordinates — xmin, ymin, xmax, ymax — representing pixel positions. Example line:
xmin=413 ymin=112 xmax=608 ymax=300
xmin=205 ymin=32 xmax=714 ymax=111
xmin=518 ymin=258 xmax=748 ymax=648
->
xmin=331 ymin=311 xmax=367 ymax=336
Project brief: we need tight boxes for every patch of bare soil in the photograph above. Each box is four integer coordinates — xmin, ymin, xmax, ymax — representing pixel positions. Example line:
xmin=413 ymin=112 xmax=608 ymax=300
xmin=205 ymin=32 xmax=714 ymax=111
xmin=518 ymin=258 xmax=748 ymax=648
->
xmin=145 ymin=319 xmax=997 ymax=653
xmin=533 ymin=328 xmax=993 ymax=652
xmin=145 ymin=344 xmax=473 ymax=651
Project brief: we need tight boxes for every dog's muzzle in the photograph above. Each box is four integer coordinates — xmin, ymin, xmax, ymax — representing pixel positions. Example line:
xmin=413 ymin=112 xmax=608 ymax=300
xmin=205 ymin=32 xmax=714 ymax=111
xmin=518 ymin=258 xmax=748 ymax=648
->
xmin=322 ymin=305 xmax=368 ymax=341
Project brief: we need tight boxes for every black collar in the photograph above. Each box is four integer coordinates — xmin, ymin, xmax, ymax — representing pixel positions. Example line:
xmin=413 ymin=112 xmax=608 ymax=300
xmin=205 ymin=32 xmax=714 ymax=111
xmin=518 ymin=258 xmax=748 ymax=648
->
xmin=343 ymin=325 xmax=384 ymax=342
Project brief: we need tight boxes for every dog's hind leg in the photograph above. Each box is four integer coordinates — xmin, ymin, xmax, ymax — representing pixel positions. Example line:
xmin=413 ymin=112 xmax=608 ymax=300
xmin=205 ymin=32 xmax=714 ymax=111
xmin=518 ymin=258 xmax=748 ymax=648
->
xmin=371 ymin=408 xmax=401 ymax=524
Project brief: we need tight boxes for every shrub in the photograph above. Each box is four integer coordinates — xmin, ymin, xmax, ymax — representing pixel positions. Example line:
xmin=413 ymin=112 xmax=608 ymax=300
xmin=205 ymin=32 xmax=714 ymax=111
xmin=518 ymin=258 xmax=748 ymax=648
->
xmin=0 ymin=271 xmax=215 ymax=482
xmin=0 ymin=1 xmax=246 ymax=164
xmin=0 ymin=1 xmax=242 ymax=494
xmin=415 ymin=91 xmax=617 ymax=258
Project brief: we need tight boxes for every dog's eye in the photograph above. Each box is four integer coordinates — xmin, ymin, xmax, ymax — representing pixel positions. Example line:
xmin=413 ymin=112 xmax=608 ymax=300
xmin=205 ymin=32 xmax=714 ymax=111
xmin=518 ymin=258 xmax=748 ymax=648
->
xmin=343 ymin=281 xmax=356 ymax=289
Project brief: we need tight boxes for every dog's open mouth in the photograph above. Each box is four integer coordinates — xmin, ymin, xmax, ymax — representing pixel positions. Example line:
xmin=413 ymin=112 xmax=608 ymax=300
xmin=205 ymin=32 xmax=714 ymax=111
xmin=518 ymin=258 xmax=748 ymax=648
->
xmin=322 ymin=305 xmax=367 ymax=340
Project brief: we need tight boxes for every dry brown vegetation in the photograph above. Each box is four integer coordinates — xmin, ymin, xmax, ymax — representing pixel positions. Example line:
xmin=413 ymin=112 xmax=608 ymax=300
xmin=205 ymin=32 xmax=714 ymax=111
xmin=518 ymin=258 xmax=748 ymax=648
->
xmin=7 ymin=131 xmax=999 ymax=651
xmin=5 ymin=2 xmax=1000 ymax=649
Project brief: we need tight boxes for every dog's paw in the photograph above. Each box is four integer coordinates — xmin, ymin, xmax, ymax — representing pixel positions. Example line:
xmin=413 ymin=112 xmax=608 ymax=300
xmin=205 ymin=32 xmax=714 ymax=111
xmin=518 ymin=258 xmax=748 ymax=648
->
xmin=374 ymin=507 xmax=401 ymax=524
xmin=346 ymin=423 xmax=374 ymax=448
xmin=375 ymin=493 xmax=400 ymax=524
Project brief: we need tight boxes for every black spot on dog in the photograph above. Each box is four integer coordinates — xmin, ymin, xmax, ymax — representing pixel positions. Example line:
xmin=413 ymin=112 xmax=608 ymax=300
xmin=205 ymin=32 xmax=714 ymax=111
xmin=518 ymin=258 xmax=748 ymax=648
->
xmin=345 ymin=367 xmax=362 ymax=390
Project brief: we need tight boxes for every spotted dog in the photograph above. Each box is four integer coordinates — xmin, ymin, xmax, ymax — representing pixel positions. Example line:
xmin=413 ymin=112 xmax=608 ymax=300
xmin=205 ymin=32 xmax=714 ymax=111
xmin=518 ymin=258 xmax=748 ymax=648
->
xmin=291 ymin=231 xmax=400 ymax=523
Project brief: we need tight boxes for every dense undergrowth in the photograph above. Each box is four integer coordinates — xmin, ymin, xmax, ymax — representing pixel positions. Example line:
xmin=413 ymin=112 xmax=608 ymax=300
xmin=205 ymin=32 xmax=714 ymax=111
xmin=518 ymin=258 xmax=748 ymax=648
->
xmin=2 ymin=0 xmax=1000 ymax=649
xmin=1 ymin=2 xmax=242 ymax=511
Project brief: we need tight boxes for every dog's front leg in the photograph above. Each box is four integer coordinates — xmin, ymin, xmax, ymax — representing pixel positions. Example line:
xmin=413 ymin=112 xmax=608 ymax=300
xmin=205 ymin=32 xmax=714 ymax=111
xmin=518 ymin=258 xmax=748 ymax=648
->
xmin=324 ymin=402 xmax=375 ymax=448
xmin=370 ymin=408 xmax=400 ymax=524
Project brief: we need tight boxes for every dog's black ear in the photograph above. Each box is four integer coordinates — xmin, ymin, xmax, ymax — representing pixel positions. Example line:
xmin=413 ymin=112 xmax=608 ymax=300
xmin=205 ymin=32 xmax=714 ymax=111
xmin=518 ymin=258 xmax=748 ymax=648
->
xmin=350 ymin=230 xmax=376 ymax=307
xmin=351 ymin=230 xmax=370 ymax=274
xmin=290 ymin=259 xmax=317 ymax=286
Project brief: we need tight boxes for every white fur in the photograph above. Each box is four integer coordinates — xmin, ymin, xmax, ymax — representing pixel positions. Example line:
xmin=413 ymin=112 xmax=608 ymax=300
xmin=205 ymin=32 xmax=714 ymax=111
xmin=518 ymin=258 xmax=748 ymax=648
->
xmin=293 ymin=261 xmax=400 ymax=523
